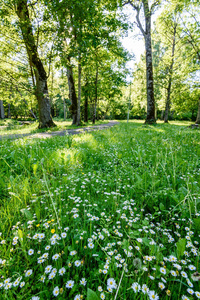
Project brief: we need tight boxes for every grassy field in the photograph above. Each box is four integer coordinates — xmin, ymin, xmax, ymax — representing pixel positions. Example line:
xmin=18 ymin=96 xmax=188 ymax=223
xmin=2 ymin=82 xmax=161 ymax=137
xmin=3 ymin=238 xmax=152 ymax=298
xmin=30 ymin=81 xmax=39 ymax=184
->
xmin=0 ymin=121 xmax=200 ymax=300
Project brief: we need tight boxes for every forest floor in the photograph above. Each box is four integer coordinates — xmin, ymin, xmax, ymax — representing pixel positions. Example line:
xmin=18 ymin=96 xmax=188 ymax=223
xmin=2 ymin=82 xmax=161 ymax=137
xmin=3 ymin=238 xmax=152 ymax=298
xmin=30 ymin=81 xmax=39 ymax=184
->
xmin=0 ymin=121 xmax=119 ymax=140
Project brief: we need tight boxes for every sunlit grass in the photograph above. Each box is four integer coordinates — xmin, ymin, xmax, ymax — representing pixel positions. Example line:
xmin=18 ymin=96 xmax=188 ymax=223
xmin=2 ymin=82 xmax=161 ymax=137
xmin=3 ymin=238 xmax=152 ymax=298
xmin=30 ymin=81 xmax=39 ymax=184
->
xmin=0 ymin=121 xmax=199 ymax=300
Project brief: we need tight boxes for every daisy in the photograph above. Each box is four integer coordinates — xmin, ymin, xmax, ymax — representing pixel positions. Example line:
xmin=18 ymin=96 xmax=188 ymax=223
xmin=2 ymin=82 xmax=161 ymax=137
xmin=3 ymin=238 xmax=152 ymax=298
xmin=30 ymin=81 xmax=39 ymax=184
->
xmin=52 ymin=254 xmax=59 ymax=260
xmin=188 ymin=265 xmax=196 ymax=271
xmin=160 ymin=267 xmax=166 ymax=275
xmin=187 ymin=288 xmax=194 ymax=295
xmin=141 ymin=284 xmax=149 ymax=294
xmin=170 ymin=270 xmax=177 ymax=277
xmin=25 ymin=269 xmax=33 ymax=277
xmin=80 ymin=278 xmax=87 ymax=286
xmin=182 ymin=296 xmax=189 ymax=300
xmin=74 ymin=260 xmax=81 ymax=267
xmin=59 ymin=267 xmax=66 ymax=276
xmin=158 ymin=282 xmax=165 ymax=290
xmin=100 ymin=293 xmax=105 ymax=299
xmin=20 ymin=282 xmax=25 ymax=288
xmin=107 ymin=278 xmax=117 ymax=289
xmin=28 ymin=249 xmax=34 ymax=255
xmin=181 ymin=271 xmax=188 ymax=278
xmin=53 ymin=286 xmax=59 ymax=297
xmin=45 ymin=265 xmax=52 ymax=274
xmin=131 ymin=282 xmax=141 ymax=293
xmin=74 ymin=295 xmax=81 ymax=300
xmin=48 ymin=272 xmax=56 ymax=280
xmin=195 ymin=291 xmax=200 ymax=299
xmin=148 ymin=290 xmax=159 ymax=300
xmin=66 ymin=280 xmax=74 ymax=289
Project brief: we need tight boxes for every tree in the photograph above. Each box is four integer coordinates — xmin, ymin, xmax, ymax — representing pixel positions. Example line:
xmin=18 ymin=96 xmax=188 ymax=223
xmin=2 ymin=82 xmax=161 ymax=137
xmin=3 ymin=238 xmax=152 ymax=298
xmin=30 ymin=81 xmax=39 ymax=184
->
xmin=15 ymin=0 xmax=55 ymax=128
xmin=124 ymin=0 xmax=160 ymax=123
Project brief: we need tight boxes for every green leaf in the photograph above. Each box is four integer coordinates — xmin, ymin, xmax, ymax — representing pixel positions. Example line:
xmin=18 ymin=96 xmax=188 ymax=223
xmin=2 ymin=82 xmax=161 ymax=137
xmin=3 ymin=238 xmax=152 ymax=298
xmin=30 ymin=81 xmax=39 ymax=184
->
xmin=20 ymin=208 xmax=33 ymax=220
xmin=87 ymin=288 xmax=99 ymax=300
xmin=176 ymin=238 xmax=186 ymax=259
xmin=159 ymin=203 xmax=165 ymax=211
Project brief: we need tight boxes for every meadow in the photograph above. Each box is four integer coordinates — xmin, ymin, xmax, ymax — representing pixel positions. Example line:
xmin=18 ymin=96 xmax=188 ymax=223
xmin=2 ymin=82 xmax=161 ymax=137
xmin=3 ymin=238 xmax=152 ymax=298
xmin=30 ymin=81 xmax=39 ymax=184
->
xmin=0 ymin=121 xmax=200 ymax=300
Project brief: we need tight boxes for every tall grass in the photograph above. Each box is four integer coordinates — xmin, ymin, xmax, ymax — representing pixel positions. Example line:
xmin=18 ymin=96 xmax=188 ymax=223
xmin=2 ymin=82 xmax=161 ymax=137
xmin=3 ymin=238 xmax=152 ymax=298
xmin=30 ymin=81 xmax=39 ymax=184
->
xmin=0 ymin=121 xmax=199 ymax=300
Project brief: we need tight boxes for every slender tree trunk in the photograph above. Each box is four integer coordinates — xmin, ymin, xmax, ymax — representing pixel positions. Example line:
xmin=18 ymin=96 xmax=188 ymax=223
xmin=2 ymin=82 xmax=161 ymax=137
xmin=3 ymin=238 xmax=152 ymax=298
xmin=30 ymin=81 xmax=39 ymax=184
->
xmin=0 ymin=101 xmax=5 ymax=119
xmin=7 ymin=103 xmax=11 ymax=118
xmin=164 ymin=25 xmax=177 ymax=123
xmin=66 ymin=57 xmax=77 ymax=125
xmin=195 ymin=97 xmax=200 ymax=124
xmin=16 ymin=0 xmax=55 ymax=128
xmin=76 ymin=57 xmax=81 ymax=126
xmin=93 ymin=65 xmax=98 ymax=124
xmin=84 ymin=92 xmax=88 ymax=123
xmin=143 ymin=0 xmax=156 ymax=124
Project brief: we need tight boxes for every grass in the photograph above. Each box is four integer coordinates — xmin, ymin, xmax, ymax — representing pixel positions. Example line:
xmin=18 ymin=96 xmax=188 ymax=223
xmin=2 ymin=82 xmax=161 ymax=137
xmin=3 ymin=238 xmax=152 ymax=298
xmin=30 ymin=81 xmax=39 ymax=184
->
xmin=0 ymin=118 xmax=109 ymax=137
xmin=0 ymin=121 xmax=199 ymax=300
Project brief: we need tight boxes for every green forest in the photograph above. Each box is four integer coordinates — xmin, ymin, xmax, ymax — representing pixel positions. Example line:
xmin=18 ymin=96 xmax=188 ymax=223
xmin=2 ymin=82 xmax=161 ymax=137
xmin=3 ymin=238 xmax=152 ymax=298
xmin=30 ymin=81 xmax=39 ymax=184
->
xmin=0 ymin=1 xmax=200 ymax=300
xmin=0 ymin=0 xmax=199 ymax=126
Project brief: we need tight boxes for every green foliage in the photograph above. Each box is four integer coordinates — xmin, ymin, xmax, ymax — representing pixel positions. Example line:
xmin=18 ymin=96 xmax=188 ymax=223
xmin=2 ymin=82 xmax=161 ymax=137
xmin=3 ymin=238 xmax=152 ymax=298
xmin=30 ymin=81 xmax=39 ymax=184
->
xmin=87 ymin=288 xmax=99 ymax=300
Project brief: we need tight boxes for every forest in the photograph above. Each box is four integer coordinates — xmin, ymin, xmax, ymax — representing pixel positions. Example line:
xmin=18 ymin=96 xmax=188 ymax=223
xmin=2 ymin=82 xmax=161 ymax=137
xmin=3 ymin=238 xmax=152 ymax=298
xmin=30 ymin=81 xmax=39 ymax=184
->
xmin=0 ymin=0 xmax=199 ymax=127
xmin=0 ymin=1 xmax=200 ymax=300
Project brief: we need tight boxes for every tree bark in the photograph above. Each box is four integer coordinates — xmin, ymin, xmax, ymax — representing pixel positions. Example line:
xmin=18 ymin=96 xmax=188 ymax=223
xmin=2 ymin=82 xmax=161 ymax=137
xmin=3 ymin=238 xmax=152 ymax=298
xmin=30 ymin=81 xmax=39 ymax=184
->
xmin=7 ymin=103 xmax=11 ymax=118
xmin=164 ymin=25 xmax=177 ymax=123
xmin=76 ymin=57 xmax=81 ymax=126
xmin=66 ymin=57 xmax=77 ymax=125
xmin=142 ymin=0 xmax=156 ymax=124
xmin=195 ymin=97 xmax=200 ymax=124
xmin=93 ymin=65 xmax=98 ymax=124
xmin=16 ymin=0 xmax=55 ymax=128
xmin=84 ymin=82 xmax=88 ymax=123
xmin=0 ymin=100 xmax=5 ymax=119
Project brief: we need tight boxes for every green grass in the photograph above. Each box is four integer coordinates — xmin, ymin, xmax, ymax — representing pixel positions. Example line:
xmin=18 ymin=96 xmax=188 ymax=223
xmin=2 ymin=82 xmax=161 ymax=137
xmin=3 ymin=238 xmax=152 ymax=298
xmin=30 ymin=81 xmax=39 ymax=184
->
xmin=0 ymin=118 xmax=109 ymax=137
xmin=0 ymin=121 xmax=199 ymax=300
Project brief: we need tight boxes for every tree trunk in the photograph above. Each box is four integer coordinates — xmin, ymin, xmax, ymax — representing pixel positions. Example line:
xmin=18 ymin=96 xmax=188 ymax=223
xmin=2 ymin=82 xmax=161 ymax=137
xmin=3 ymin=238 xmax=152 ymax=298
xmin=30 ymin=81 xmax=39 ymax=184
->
xmin=0 ymin=101 xmax=5 ymax=119
xmin=76 ymin=57 xmax=81 ymax=126
xmin=7 ymin=103 xmax=11 ymax=118
xmin=195 ymin=97 xmax=200 ymax=124
xmin=93 ymin=65 xmax=98 ymax=124
xmin=66 ymin=57 xmax=77 ymax=125
xmin=16 ymin=0 xmax=55 ymax=128
xmin=84 ymin=94 xmax=88 ymax=123
xmin=164 ymin=25 xmax=177 ymax=123
xmin=143 ymin=0 xmax=156 ymax=124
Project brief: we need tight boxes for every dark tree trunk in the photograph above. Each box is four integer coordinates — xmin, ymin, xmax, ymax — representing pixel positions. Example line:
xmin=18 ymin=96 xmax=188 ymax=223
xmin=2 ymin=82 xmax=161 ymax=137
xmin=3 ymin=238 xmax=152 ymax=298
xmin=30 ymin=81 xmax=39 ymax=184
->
xmin=84 ymin=95 xmax=88 ymax=123
xmin=142 ymin=0 xmax=156 ymax=124
xmin=16 ymin=0 xmax=55 ymax=128
xmin=7 ymin=103 xmax=11 ymax=118
xmin=66 ymin=57 xmax=77 ymax=125
xmin=164 ymin=25 xmax=177 ymax=123
xmin=76 ymin=57 xmax=81 ymax=126
xmin=92 ymin=66 xmax=98 ymax=124
xmin=196 ymin=97 xmax=200 ymax=124
xmin=0 ymin=100 xmax=5 ymax=119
